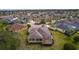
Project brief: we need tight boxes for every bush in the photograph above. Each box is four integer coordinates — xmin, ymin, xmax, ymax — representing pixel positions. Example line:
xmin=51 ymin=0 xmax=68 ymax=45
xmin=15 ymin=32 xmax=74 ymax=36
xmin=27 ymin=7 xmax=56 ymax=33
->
xmin=40 ymin=19 xmax=46 ymax=24
xmin=63 ymin=43 xmax=76 ymax=50
xmin=65 ymin=30 xmax=76 ymax=36
xmin=73 ymin=36 xmax=79 ymax=43
xmin=27 ymin=24 xmax=31 ymax=28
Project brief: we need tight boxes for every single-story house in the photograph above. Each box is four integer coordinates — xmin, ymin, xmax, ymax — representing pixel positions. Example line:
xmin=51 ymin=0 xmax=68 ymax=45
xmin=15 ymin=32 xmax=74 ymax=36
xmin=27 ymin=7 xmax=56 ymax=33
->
xmin=28 ymin=24 xmax=53 ymax=45
xmin=2 ymin=15 xmax=13 ymax=24
xmin=2 ymin=16 xmax=25 ymax=24
xmin=7 ymin=23 xmax=27 ymax=32
xmin=53 ymin=20 xmax=77 ymax=35
xmin=70 ymin=19 xmax=79 ymax=31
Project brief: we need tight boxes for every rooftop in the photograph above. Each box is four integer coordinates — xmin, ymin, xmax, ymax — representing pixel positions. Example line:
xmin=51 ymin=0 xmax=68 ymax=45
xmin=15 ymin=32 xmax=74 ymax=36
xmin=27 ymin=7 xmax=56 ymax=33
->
xmin=28 ymin=24 xmax=53 ymax=45
xmin=7 ymin=23 xmax=27 ymax=32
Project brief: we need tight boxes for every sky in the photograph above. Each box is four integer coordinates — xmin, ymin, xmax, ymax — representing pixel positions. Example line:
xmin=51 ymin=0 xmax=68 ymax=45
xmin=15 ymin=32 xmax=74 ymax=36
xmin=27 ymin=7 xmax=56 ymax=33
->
xmin=0 ymin=0 xmax=78 ymax=9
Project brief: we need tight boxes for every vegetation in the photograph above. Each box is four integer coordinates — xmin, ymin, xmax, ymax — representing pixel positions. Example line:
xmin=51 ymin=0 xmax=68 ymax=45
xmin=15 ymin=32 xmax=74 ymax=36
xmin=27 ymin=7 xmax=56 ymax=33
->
xmin=49 ymin=30 xmax=68 ymax=50
xmin=63 ymin=43 xmax=76 ymax=50
xmin=73 ymin=36 xmax=79 ymax=43
xmin=0 ymin=20 xmax=20 ymax=50
xmin=49 ymin=30 xmax=79 ymax=50
xmin=12 ymin=29 xmax=79 ymax=50
xmin=0 ymin=10 xmax=79 ymax=50
xmin=27 ymin=24 xmax=31 ymax=29
xmin=40 ymin=19 xmax=46 ymax=24
xmin=0 ymin=18 xmax=79 ymax=50
xmin=0 ymin=30 xmax=20 ymax=50
xmin=0 ymin=20 xmax=7 ymax=31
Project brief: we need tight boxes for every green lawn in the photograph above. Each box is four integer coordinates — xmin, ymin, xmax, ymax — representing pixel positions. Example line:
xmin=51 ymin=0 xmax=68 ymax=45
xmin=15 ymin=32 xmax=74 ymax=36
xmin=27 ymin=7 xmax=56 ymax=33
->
xmin=18 ymin=29 xmax=79 ymax=50
xmin=49 ymin=30 xmax=79 ymax=50
xmin=0 ymin=18 xmax=79 ymax=50
xmin=69 ymin=32 xmax=79 ymax=50
xmin=49 ymin=30 xmax=68 ymax=50
xmin=18 ymin=29 xmax=69 ymax=50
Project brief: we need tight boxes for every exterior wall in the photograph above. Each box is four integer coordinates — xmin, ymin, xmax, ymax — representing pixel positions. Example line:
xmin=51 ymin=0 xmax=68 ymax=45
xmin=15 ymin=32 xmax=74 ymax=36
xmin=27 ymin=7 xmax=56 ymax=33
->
xmin=28 ymin=39 xmax=42 ymax=43
xmin=56 ymin=28 xmax=65 ymax=33
xmin=28 ymin=30 xmax=43 ymax=43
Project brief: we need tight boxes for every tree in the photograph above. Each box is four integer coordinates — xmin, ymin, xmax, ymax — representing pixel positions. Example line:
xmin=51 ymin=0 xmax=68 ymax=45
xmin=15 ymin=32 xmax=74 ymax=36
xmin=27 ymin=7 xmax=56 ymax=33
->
xmin=40 ymin=19 xmax=46 ymax=24
xmin=63 ymin=43 xmax=76 ymax=50
xmin=27 ymin=24 xmax=31 ymax=29
xmin=0 ymin=31 xmax=20 ymax=50
xmin=0 ymin=20 xmax=20 ymax=50
xmin=73 ymin=36 xmax=79 ymax=43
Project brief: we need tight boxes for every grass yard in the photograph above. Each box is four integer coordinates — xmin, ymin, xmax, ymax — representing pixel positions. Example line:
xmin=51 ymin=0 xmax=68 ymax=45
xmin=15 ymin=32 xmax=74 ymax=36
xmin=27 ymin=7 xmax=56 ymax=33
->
xmin=17 ymin=29 xmax=69 ymax=50
xmin=10 ymin=25 xmax=79 ymax=50
xmin=0 ymin=19 xmax=78 ymax=50
xmin=17 ymin=28 xmax=44 ymax=50
xmin=50 ymin=30 xmax=79 ymax=50
xmin=69 ymin=32 xmax=79 ymax=50
xmin=49 ymin=30 xmax=68 ymax=50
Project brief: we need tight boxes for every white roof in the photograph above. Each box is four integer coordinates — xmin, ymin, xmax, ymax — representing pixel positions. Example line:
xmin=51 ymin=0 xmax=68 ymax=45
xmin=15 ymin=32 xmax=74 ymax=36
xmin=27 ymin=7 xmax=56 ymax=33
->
xmin=11 ymin=17 xmax=18 ymax=21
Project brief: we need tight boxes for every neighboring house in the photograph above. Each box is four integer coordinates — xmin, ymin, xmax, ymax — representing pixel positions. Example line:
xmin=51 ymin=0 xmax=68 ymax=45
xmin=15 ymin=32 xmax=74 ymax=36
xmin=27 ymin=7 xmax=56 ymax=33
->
xmin=19 ymin=15 xmax=29 ymax=24
xmin=2 ymin=16 xmax=24 ymax=24
xmin=28 ymin=24 xmax=53 ymax=45
xmin=7 ymin=23 xmax=27 ymax=32
xmin=71 ymin=19 xmax=79 ymax=31
xmin=53 ymin=20 xmax=77 ymax=35
xmin=2 ymin=16 xmax=13 ymax=24
xmin=9 ymin=17 xmax=23 ymax=24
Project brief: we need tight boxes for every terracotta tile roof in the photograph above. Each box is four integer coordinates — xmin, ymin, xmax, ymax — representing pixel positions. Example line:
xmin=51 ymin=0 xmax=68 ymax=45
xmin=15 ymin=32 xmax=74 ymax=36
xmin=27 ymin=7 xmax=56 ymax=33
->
xmin=8 ymin=23 xmax=27 ymax=32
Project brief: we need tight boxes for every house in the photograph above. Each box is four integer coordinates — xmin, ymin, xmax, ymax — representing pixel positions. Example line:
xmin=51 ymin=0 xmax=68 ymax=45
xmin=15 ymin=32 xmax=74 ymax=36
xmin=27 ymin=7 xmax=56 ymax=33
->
xmin=53 ymin=20 xmax=77 ymax=35
xmin=7 ymin=23 xmax=27 ymax=32
xmin=70 ymin=19 xmax=79 ymax=31
xmin=2 ymin=15 xmax=24 ymax=24
xmin=28 ymin=24 xmax=53 ymax=45
xmin=2 ymin=16 xmax=13 ymax=24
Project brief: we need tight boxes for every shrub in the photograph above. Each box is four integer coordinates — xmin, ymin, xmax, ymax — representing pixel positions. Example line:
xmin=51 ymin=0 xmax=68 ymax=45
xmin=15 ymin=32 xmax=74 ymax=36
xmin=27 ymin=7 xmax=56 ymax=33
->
xmin=73 ymin=36 xmax=79 ymax=43
xmin=40 ymin=19 xmax=46 ymax=24
xmin=27 ymin=24 xmax=31 ymax=29
xmin=63 ymin=43 xmax=76 ymax=50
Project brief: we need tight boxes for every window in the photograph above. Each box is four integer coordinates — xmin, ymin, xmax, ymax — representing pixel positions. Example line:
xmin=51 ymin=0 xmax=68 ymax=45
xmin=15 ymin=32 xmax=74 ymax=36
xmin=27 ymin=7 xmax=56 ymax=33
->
xmin=29 ymin=39 xmax=35 ymax=41
xmin=39 ymin=39 xmax=42 ymax=41
xmin=29 ymin=39 xmax=32 ymax=41
xmin=36 ymin=39 xmax=39 ymax=41
xmin=36 ymin=39 xmax=42 ymax=41
xmin=32 ymin=39 xmax=35 ymax=41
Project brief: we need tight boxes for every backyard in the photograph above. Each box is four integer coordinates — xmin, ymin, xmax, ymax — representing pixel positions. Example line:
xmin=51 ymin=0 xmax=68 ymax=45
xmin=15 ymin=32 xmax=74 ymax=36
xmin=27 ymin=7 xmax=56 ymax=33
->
xmin=17 ymin=28 xmax=79 ymax=50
